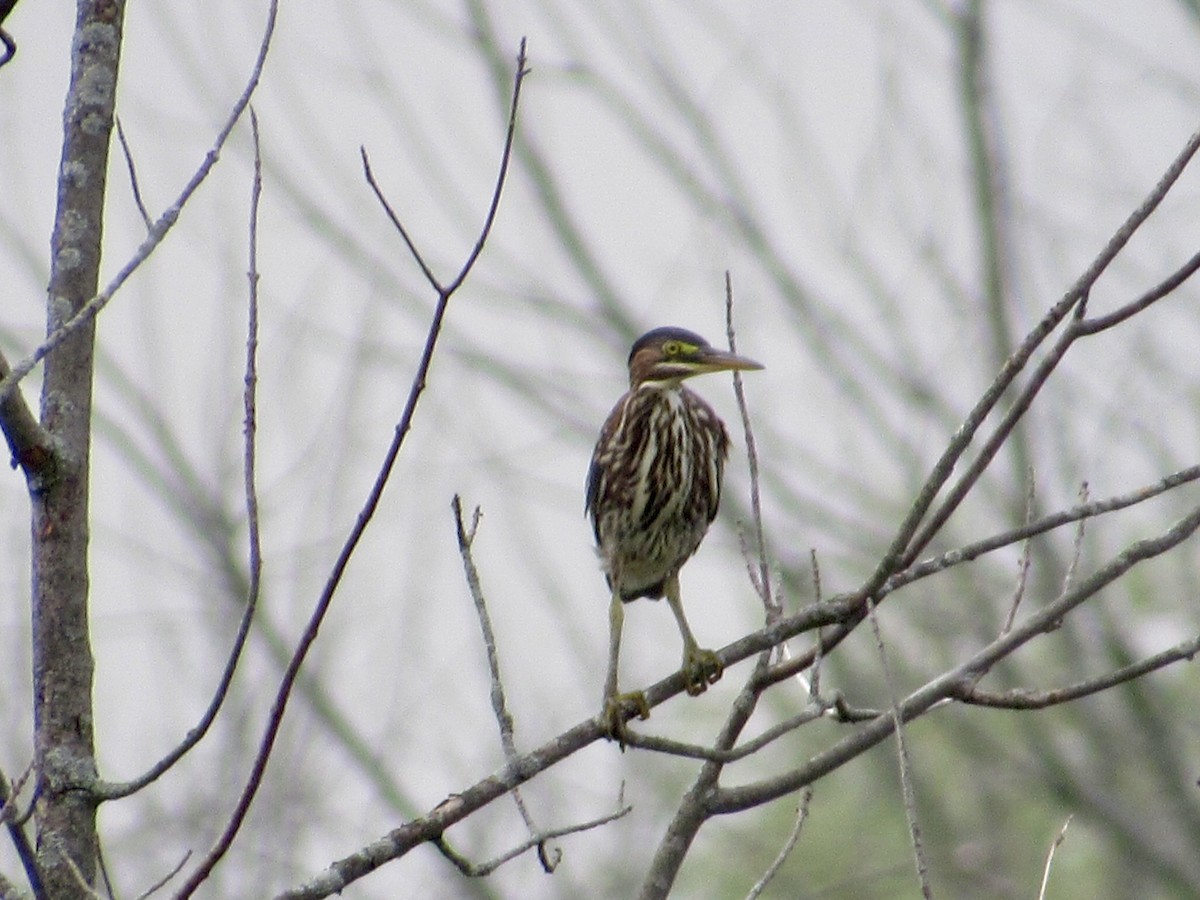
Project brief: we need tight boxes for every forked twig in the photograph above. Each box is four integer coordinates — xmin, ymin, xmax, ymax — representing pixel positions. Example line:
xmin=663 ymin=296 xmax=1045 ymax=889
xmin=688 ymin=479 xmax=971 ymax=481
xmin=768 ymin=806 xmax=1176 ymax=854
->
xmin=955 ymin=633 xmax=1200 ymax=709
xmin=0 ymin=0 xmax=280 ymax=409
xmin=866 ymin=126 xmax=1200 ymax=592
xmin=433 ymin=799 xmax=631 ymax=878
xmin=451 ymin=495 xmax=559 ymax=872
xmin=174 ymin=38 xmax=529 ymax=899
xmin=361 ymin=37 xmax=529 ymax=298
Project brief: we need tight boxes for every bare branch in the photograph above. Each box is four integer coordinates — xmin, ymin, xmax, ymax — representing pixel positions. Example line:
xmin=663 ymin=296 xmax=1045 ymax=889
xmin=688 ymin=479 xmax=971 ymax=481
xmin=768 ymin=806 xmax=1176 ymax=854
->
xmin=362 ymin=37 xmax=529 ymax=297
xmin=433 ymin=800 xmax=631 ymax=878
xmin=0 ymin=0 xmax=279 ymax=409
xmin=888 ymin=465 xmax=1200 ymax=596
xmin=711 ymin=502 xmax=1200 ymax=815
xmin=902 ymin=136 xmax=1200 ymax=572
xmin=176 ymin=39 xmax=529 ymax=899
xmin=97 ymin=107 xmax=266 ymax=802
xmin=735 ymin=463 xmax=1200 ymax=693
xmin=360 ymin=149 xmax=442 ymax=293
xmin=725 ymin=272 xmax=773 ymax=617
xmin=273 ymin=717 xmax=603 ymax=899
xmin=756 ymin=129 xmax=1200 ymax=711
xmin=1060 ymin=482 xmax=1089 ymax=597
xmin=115 ymin=115 xmax=153 ymax=230
xmin=1076 ymin=247 xmax=1200 ymax=336
xmin=806 ymin=549 xmax=823 ymax=698
xmin=0 ymin=348 xmax=51 ymax=484
xmin=620 ymin=702 xmax=831 ymax=763
xmin=867 ymin=125 xmax=1200 ymax=588
xmin=956 ymin=634 xmax=1200 ymax=709
xmin=452 ymin=495 xmax=557 ymax=872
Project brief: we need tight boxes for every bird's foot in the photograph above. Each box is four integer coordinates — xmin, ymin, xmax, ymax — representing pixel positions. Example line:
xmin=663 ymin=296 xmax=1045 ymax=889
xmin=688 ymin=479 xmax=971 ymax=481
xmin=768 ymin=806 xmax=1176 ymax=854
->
xmin=681 ymin=647 xmax=723 ymax=696
xmin=602 ymin=691 xmax=650 ymax=748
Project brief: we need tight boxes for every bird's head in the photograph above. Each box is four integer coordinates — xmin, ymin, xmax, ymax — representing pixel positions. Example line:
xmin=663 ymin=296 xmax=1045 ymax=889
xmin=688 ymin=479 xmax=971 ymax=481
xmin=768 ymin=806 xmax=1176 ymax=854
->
xmin=627 ymin=326 xmax=763 ymax=387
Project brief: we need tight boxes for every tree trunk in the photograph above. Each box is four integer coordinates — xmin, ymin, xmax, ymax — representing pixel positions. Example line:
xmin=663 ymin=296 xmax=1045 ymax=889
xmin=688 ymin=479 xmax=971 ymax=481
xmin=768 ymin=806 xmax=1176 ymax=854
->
xmin=32 ymin=1 xmax=125 ymax=895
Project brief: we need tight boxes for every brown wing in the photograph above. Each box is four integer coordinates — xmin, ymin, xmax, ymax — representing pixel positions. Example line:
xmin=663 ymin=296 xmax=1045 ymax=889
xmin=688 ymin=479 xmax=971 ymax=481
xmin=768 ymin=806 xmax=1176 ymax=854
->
xmin=585 ymin=395 xmax=628 ymax=543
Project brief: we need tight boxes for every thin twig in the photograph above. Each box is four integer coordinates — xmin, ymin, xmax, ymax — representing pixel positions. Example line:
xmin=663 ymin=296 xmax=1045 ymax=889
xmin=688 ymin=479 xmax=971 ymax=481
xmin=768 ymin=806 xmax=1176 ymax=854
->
xmin=1037 ymin=815 xmax=1073 ymax=900
xmin=452 ymin=496 xmax=558 ymax=872
xmin=133 ymin=851 xmax=191 ymax=900
xmin=724 ymin=272 xmax=773 ymax=618
xmin=98 ymin=107 xmax=266 ymax=802
xmin=360 ymin=152 xmax=442 ymax=293
xmin=434 ymin=800 xmax=632 ymax=878
xmin=1001 ymin=472 xmax=1037 ymax=634
xmin=805 ymin=549 xmax=822 ymax=698
xmin=728 ymin=273 xmax=813 ymax=703
xmin=735 ymin=524 xmax=764 ymax=598
xmin=1060 ymin=482 xmax=1089 ymax=596
xmin=174 ymin=39 xmax=529 ymax=900
xmin=865 ymin=595 xmax=933 ymax=899
xmin=743 ymin=786 xmax=813 ymax=900
xmin=115 ymin=115 xmax=153 ymax=229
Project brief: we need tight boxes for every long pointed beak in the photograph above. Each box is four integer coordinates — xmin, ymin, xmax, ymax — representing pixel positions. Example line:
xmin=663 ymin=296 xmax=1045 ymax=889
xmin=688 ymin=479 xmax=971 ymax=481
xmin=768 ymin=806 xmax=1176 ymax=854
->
xmin=696 ymin=346 xmax=764 ymax=373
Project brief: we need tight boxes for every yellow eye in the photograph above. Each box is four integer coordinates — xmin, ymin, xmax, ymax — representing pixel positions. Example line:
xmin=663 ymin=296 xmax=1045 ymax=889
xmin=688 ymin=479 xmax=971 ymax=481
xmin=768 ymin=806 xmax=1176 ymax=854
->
xmin=662 ymin=340 xmax=682 ymax=356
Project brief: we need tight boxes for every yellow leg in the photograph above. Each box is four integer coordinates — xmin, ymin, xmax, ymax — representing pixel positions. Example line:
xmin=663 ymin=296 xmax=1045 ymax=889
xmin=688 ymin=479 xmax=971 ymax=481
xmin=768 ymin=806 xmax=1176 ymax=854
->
xmin=602 ymin=591 xmax=649 ymax=746
xmin=665 ymin=574 xmax=723 ymax=696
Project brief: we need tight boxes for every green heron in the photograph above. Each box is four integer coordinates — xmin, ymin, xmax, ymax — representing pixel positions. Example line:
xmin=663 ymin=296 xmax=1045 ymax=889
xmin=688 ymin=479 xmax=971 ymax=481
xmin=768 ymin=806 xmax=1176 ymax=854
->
xmin=586 ymin=326 xmax=763 ymax=740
